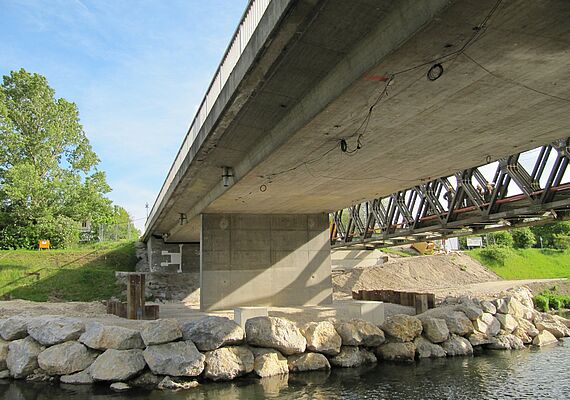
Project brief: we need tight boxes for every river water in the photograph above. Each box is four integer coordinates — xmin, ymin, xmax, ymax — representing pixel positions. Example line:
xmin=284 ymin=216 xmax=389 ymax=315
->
xmin=1 ymin=338 xmax=568 ymax=400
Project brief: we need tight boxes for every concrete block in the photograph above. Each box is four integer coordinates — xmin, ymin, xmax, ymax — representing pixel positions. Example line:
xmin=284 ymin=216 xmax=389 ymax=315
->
xmin=343 ymin=301 xmax=385 ymax=325
xmin=234 ymin=307 xmax=268 ymax=328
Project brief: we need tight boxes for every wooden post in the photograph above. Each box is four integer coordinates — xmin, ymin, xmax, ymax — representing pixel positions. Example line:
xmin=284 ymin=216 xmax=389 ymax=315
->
xmin=415 ymin=294 xmax=429 ymax=315
xmin=127 ymin=274 xmax=145 ymax=320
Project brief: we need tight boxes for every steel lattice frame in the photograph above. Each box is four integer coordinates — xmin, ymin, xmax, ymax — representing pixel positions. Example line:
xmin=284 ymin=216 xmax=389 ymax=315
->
xmin=330 ymin=137 xmax=570 ymax=249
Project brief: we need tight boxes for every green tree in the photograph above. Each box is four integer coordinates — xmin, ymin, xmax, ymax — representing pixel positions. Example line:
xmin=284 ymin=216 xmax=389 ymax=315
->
xmin=531 ymin=221 xmax=570 ymax=249
xmin=487 ymin=231 xmax=514 ymax=247
xmin=511 ymin=227 xmax=536 ymax=249
xmin=0 ymin=69 xmax=113 ymax=249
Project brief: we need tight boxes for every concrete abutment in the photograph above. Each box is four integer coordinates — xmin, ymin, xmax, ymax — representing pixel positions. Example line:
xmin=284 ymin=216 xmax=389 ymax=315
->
xmin=200 ymin=213 xmax=333 ymax=311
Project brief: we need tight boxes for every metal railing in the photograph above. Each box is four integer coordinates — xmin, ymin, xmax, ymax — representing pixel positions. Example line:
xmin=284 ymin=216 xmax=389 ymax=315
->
xmin=146 ymin=0 xmax=273 ymax=229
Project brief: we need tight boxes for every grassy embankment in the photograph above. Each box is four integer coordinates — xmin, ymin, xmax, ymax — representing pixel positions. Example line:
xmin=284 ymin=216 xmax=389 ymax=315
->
xmin=469 ymin=247 xmax=570 ymax=310
xmin=468 ymin=248 xmax=570 ymax=280
xmin=0 ymin=241 xmax=136 ymax=302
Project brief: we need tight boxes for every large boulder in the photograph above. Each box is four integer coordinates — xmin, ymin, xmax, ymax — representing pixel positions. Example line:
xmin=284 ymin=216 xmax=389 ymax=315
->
xmin=143 ymin=341 xmax=205 ymax=377
xmin=473 ymin=313 xmax=501 ymax=336
xmin=157 ymin=376 xmax=199 ymax=390
xmin=421 ymin=317 xmax=449 ymax=343
xmin=503 ymin=297 xmax=533 ymax=320
xmin=0 ymin=317 xmax=28 ymax=340
xmin=495 ymin=313 xmax=518 ymax=334
xmin=128 ymin=371 xmax=161 ymax=389
xmin=203 ymin=346 xmax=254 ymax=381
xmin=334 ymin=319 xmax=385 ymax=347
xmin=329 ymin=346 xmax=377 ymax=368
xmin=414 ymin=337 xmax=446 ymax=358
xmin=181 ymin=316 xmax=244 ymax=351
xmin=60 ymin=369 xmax=94 ymax=385
xmin=27 ymin=317 xmax=85 ymax=346
xmin=532 ymin=330 xmax=558 ymax=347
xmin=375 ymin=342 xmax=416 ymax=362
xmin=488 ymin=334 xmax=525 ymax=350
xmin=0 ymin=339 xmax=9 ymax=370
xmin=38 ymin=341 xmax=97 ymax=375
xmin=441 ymin=335 xmax=473 ymax=356
xmin=245 ymin=317 xmax=306 ymax=355
xmin=302 ymin=321 xmax=342 ymax=355
xmin=512 ymin=327 xmax=532 ymax=345
xmin=455 ymin=304 xmax=483 ymax=321
xmin=381 ymin=315 xmax=422 ymax=342
xmin=480 ymin=301 xmax=497 ymax=315
xmin=444 ymin=312 xmax=474 ymax=336
xmin=509 ymin=286 xmax=534 ymax=309
xmin=287 ymin=352 xmax=330 ymax=372
xmin=534 ymin=315 xmax=569 ymax=339
xmin=79 ymin=323 xmax=144 ymax=350
xmin=553 ymin=315 xmax=570 ymax=328
xmin=140 ymin=319 xmax=182 ymax=346
xmin=468 ymin=332 xmax=493 ymax=347
xmin=494 ymin=298 xmax=508 ymax=314
xmin=90 ymin=349 xmax=146 ymax=381
xmin=251 ymin=348 xmax=288 ymax=377
xmin=6 ymin=336 xmax=44 ymax=378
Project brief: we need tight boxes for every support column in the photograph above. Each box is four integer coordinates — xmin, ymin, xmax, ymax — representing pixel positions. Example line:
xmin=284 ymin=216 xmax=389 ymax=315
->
xmin=200 ymin=213 xmax=332 ymax=311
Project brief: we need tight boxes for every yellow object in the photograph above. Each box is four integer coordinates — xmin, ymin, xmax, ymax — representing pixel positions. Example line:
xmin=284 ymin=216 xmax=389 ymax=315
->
xmin=411 ymin=241 xmax=434 ymax=254
xmin=38 ymin=240 xmax=50 ymax=250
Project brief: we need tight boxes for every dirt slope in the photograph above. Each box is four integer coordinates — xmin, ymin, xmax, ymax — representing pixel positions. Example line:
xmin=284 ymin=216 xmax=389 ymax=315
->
xmin=333 ymin=252 xmax=500 ymax=300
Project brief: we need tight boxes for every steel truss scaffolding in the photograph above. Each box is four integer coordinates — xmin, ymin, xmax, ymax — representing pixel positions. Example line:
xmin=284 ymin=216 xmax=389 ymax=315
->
xmin=330 ymin=137 xmax=570 ymax=249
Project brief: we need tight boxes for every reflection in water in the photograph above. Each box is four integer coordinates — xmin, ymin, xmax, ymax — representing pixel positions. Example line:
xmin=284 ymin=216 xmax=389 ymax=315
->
xmin=1 ymin=339 xmax=568 ymax=400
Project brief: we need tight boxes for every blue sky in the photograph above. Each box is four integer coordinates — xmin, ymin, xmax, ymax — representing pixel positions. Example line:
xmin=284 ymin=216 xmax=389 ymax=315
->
xmin=0 ymin=0 xmax=248 ymax=230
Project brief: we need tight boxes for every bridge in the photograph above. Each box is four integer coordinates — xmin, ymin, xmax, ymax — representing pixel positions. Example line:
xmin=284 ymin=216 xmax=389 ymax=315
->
xmin=143 ymin=0 xmax=570 ymax=310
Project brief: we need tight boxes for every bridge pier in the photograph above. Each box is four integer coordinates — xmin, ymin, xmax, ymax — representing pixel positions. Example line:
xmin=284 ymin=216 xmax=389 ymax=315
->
xmin=200 ymin=213 xmax=332 ymax=311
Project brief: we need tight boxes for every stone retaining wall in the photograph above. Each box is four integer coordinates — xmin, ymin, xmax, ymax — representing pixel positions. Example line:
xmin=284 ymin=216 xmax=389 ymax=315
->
xmin=0 ymin=287 xmax=568 ymax=392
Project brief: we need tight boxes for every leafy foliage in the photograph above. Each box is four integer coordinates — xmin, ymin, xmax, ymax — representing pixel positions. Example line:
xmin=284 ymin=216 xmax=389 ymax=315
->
xmin=511 ymin=227 xmax=536 ymax=249
xmin=0 ymin=69 xmax=117 ymax=248
xmin=531 ymin=221 xmax=570 ymax=249
xmin=487 ymin=231 xmax=514 ymax=248
xmin=478 ymin=245 xmax=512 ymax=266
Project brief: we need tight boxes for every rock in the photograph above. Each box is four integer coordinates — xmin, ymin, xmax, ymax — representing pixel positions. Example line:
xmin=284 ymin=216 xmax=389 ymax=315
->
xmin=329 ymin=346 xmax=377 ymax=368
xmin=473 ymin=313 xmax=501 ymax=336
xmin=532 ymin=330 xmax=558 ymax=347
xmin=0 ymin=317 xmax=28 ymax=340
xmin=455 ymin=304 xmax=483 ymax=320
xmin=129 ymin=371 xmax=160 ymax=388
xmin=79 ymin=323 xmax=144 ymax=350
xmin=110 ymin=382 xmax=131 ymax=392
xmin=334 ymin=319 xmax=385 ymax=347
xmin=140 ymin=319 xmax=182 ymax=346
xmin=158 ymin=376 xmax=200 ymax=390
xmin=444 ymin=312 xmax=474 ymax=336
xmin=27 ymin=316 xmax=85 ymax=346
xmin=6 ymin=336 xmax=44 ymax=378
xmin=504 ymin=297 xmax=532 ymax=319
xmin=534 ymin=316 xmax=568 ymax=339
xmin=251 ymin=348 xmax=288 ymax=377
xmin=553 ymin=315 xmax=570 ymax=328
xmin=245 ymin=317 xmax=306 ymax=355
xmin=514 ymin=317 xmax=539 ymax=338
xmin=414 ymin=337 xmax=446 ymax=358
xmin=90 ymin=349 xmax=146 ymax=381
xmin=302 ymin=321 xmax=342 ymax=355
xmin=60 ymin=369 xmax=94 ymax=385
xmin=494 ymin=298 xmax=508 ymax=314
xmin=488 ymin=334 xmax=525 ymax=350
xmin=26 ymin=369 xmax=55 ymax=382
xmin=441 ymin=335 xmax=473 ymax=356
xmin=0 ymin=339 xmax=9 ymax=370
xmin=381 ymin=314 xmax=422 ymax=342
xmin=512 ymin=327 xmax=532 ymax=345
xmin=375 ymin=342 xmax=416 ymax=362
xmin=509 ymin=286 xmax=534 ymax=309
xmin=421 ymin=318 xmax=449 ymax=343
xmin=468 ymin=332 xmax=493 ymax=347
xmin=143 ymin=341 xmax=205 ymax=377
xmin=287 ymin=352 xmax=330 ymax=372
xmin=0 ymin=370 xmax=10 ymax=379
xmin=480 ymin=301 xmax=496 ymax=315
xmin=203 ymin=346 xmax=254 ymax=381
xmin=495 ymin=313 xmax=518 ymax=334
xmin=38 ymin=341 xmax=97 ymax=375
xmin=181 ymin=316 xmax=244 ymax=351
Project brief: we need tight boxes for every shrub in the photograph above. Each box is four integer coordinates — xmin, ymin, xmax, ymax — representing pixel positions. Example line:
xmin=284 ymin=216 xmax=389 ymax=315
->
xmin=488 ymin=231 xmax=514 ymax=247
xmin=552 ymin=234 xmax=570 ymax=250
xmin=511 ymin=228 xmax=536 ymax=248
xmin=479 ymin=245 xmax=512 ymax=266
xmin=534 ymin=295 xmax=549 ymax=312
